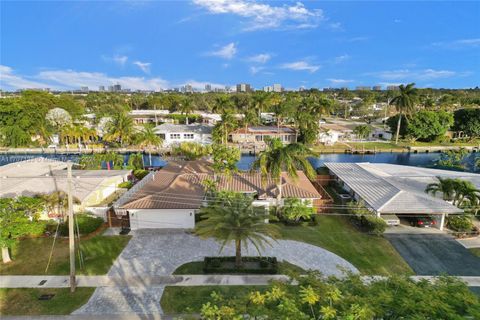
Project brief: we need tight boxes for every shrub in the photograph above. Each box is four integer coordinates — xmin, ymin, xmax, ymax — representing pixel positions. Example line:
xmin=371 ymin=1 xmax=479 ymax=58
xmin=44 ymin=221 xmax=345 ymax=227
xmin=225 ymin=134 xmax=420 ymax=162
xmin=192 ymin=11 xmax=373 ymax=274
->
xmin=27 ymin=220 xmax=48 ymax=237
xmin=133 ymin=169 xmax=149 ymax=180
xmin=447 ymin=214 xmax=474 ymax=232
xmin=118 ymin=181 xmax=133 ymax=189
xmin=279 ymin=198 xmax=316 ymax=225
xmin=203 ymin=256 xmax=278 ymax=274
xmin=58 ymin=213 xmax=104 ymax=236
xmin=347 ymin=200 xmax=386 ymax=235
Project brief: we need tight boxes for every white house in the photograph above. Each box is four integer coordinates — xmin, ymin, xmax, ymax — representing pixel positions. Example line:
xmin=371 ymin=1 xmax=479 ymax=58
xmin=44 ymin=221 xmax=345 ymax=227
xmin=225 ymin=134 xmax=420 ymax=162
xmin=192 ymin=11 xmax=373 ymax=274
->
xmin=154 ymin=123 xmax=213 ymax=147
xmin=318 ymin=124 xmax=352 ymax=145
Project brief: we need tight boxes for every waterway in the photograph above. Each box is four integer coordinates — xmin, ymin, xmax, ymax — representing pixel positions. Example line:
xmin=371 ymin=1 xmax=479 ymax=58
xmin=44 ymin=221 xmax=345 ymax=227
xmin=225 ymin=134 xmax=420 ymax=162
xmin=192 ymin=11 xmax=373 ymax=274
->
xmin=1 ymin=151 xmax=479 ymax=172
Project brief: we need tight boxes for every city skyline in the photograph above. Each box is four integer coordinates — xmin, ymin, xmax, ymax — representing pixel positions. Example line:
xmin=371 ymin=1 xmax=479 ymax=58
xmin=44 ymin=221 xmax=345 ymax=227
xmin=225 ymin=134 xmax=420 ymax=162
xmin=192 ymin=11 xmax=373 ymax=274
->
xmin=1 ymin=0 xmax=479 ymax=91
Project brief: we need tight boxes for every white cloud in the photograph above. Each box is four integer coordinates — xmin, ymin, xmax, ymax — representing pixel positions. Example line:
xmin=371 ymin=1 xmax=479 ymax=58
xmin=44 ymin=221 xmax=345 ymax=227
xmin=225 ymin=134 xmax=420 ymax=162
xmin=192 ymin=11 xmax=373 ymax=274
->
xmin=432 ymin=38 xmax=480 ymax=49
xmin=327 ymin=78 xmax=354 ymax=84
xmin=394 ymin=19 xmax=402 ymax=23
xmin=333 ymin=54 xmax=350 ymax=64
xmin=179 ymin=80 xmax=227 ymax=90
xmin=280 ymin=60 xmax=320 ymax=73
xmin=133 ymin=61 xmax=151 ymax=73
xmin=249 ymin=66 xmax=264 ymax=75
xmin=208 ymin=42 xmax=237 ymax=59
xmin=371 ymin=68 xmax=469 ymax=81
xmin=0 ymin=65 xmax=49 ymax=89
xmin=193 ymin=0 xmax=324 ymax=31
xmin=113 ymin=55 xmax=128 ymax=66
xmin=247 ymin=53 xmax=271 ymax=64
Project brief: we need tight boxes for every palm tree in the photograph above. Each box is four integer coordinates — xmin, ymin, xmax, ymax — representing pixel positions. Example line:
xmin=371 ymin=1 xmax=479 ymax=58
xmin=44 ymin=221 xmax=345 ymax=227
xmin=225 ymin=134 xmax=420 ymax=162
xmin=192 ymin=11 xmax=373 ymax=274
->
xmin=178 ymin=98 xmax=195 ymax=125
xmin=42 ymin=191 xmax=80 ymax=220
xmin=390 ymin=83 xmax=417 ymax=144
xmin=252 ymin=138 xmax=316 ymax=205
xmin=425 ymin=177 xmax=456 ymax=202
xmin=454 ymin=180 xmax=480 ymax=208
xmin=136 ymin=125 xmax=163 ymax=166
xmin=195 ymin=192 xmax=280 ymax=268
xmin=104 ymin=112 xmax=134 ymax=147
xmin=251 ymin=92 xmax=271 ymax=120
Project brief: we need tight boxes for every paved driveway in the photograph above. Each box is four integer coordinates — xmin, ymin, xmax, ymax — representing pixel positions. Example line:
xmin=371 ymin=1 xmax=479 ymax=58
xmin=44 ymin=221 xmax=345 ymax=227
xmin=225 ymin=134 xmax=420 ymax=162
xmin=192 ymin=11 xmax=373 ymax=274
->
xmin=386 ymin=234 xmax=480 ymax=276
xmin=74 ymin=229 xmax=358 ymax=315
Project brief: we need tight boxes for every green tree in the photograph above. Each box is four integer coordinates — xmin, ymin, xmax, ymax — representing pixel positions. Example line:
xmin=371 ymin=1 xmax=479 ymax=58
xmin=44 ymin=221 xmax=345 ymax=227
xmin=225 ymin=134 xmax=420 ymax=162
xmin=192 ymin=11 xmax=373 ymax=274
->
xmin=195 ymin=192 xmax=280 ymax=268
xmin=211 ymin=144 xmax=241 ymax=178
xmin=42 ymin=191 xmax=80 ymax=220
xmin=135 ymin=125 xmax=163 ymax=166
xmin=280 ymin=198 xmax=316 ymax=224
xmin=453 ymin=108 xmax=480 ymax=139
xmin=252 ymin=138 xmax=316 ymax=205
xmin=425 ymin=177 xmax=457 ymax=202
xmin=0 ymin=197 xmax=45 ymax=263
xmin=406 ymin=110 xmax=453 ymax=141
xmin=353 ymin=124 xmax=373 ymax=140
xmin=127 ymin=152 xmax=144 ymax=170
xmin=172 ymin=142 xmax=211 ymax=161
xmin=436 ymin=148 xmax=469 ymax=169
xmin=212 ymin=111 xmax=238 ymax=144
xmin=103 ymin=112 xmax=134 ymax=147
xmin=390 ymin=83 xmax=418 ymax=144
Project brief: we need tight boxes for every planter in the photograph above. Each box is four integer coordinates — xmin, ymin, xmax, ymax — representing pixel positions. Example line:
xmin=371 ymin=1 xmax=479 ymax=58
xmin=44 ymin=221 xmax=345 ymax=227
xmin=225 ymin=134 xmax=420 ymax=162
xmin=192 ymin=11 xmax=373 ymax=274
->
xmin=203 ymin=256 xmax=278 ymax=274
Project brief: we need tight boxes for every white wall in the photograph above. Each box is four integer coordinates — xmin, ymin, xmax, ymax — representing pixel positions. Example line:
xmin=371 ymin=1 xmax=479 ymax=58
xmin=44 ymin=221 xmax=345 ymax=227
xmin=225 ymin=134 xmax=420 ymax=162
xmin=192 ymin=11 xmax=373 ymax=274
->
xmin=160 ymin=132 xmax=212 ymax=146
xmin=128 ymin=209 xmax=195 ymax=229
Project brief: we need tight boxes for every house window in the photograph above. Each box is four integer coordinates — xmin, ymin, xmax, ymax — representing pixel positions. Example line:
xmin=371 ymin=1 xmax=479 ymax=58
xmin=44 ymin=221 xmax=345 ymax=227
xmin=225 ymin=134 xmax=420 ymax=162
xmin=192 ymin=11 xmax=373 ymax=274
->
xmin=170 ymin=133 xmax=181 ymax=139
xmin=184 ymin=133 xmax=194 ymax=139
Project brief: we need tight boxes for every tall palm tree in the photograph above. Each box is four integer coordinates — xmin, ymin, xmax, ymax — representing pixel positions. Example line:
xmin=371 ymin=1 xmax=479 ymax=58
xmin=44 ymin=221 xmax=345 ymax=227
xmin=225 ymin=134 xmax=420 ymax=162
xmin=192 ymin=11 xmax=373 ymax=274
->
xmin=425 ymin=177 xmax=456 ymax=202
xmin=104 ymin=112 xmax=134 ymax=147
xmin=42 ymin=191 xmax=80 ymax=220
xmin=213 ymin=95 xmax=233 ymax=115
xmin=454 ymin=180 xmax=480 ymax=208
xmin=390 ymin=83 xmax=417 ymax=144
xmin=252 ymin=92 xmax=271 ymax=120
xmin=252 ymin=138 xmax=316 ymax=204
xmin=136 ymin=125 xmax=163 ymax=166
xmin=178 ymin=97 xmax=195 ymax=125
xmin=195 ymin=192 xmax=280 ymax=268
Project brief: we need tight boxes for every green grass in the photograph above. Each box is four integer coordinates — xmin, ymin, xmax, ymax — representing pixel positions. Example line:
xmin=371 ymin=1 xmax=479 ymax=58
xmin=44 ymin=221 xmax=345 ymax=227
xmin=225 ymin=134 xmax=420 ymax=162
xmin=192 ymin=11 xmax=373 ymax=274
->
xmin=278 ymin=216 xmax=413 ymax=275
xmin=0 ymin=288 xmax=94 ymax=315
xmin=161 ymin=286 xmax=268 ymax=314
xmin=469 ymin=248 xmax=480 ymax=257
xmin=172 ymin=260 xmax=305 ymax=275
xmin=0 ymin=236 xmax=130 ymax=275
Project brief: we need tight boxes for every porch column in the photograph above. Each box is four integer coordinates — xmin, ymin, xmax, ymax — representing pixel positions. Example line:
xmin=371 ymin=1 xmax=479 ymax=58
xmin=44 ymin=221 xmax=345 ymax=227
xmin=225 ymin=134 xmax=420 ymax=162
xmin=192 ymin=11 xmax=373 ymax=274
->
xmin=439 ymin=213 xmax=446 ymax=231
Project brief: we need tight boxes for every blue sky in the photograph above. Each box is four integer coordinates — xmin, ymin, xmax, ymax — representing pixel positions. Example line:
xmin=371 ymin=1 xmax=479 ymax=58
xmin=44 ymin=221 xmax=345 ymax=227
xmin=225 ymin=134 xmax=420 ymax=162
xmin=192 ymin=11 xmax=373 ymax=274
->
xmin=1 ymin=0 xmax=479 ymax=91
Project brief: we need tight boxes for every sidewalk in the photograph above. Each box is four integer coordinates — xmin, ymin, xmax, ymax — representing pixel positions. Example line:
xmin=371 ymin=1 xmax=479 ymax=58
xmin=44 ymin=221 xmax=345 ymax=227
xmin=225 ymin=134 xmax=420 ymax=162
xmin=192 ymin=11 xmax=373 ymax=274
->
xmin=2 ymin=274 xmax=480 ymax=288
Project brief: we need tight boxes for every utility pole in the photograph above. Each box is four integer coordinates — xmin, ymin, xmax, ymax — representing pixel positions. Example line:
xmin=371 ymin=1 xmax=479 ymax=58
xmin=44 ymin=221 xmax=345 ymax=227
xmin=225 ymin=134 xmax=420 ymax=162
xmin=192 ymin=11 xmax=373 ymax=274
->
xmin=67 ymin=161 xmax=76 ymax=293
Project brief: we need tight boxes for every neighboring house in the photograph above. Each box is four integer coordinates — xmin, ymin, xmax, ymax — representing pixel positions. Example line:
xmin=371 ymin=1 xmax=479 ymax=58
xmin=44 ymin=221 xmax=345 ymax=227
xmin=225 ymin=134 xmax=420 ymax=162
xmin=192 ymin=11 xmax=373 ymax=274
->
xmin=318 ymin=124 xmax=352 ymax=145
xmin=0 ymin=158 xmax=131 ymax=217
xmin=154 ymin=123 xmax=213 ymax=147
xmin=324 ymin=162 xmax=480 ymax=230
xmin=128 ymin=110 xmax=170 ymax=125
xmin=231 ymin=126 xmax=297 ymax=145
xmin=200 ymin=112 xmax=222 ymax=125
xmin=113 ymin=160 xmax=321 ymax=230
xmin=370 ymin=127 xmax=393 ymax=140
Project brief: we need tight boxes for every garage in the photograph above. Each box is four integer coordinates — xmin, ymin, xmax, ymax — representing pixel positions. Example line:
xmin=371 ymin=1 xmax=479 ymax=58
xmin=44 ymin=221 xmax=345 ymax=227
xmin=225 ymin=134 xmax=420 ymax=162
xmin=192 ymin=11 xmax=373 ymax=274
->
xmin=128 ymin=209 xmax=195 ymax=230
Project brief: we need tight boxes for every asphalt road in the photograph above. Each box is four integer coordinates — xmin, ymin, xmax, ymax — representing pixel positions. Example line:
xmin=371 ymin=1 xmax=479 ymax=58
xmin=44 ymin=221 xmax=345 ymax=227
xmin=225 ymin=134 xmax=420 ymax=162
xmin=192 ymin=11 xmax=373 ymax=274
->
xmin=385 ymin=234 xmax=480 ymax=276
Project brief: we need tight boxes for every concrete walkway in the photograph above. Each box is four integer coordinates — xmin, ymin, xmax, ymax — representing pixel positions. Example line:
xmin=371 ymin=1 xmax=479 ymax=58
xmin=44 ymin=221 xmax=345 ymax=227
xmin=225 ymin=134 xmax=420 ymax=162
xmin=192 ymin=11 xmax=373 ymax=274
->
xmin=456 ymin=237 xmax=480 ymax=249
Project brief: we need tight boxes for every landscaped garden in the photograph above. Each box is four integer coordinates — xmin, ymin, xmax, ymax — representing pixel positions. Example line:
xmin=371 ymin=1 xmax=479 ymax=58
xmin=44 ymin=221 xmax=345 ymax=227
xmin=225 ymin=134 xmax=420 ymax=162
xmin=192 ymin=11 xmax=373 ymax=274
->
xmin=0 ymin=288 xmax=95 ymax=315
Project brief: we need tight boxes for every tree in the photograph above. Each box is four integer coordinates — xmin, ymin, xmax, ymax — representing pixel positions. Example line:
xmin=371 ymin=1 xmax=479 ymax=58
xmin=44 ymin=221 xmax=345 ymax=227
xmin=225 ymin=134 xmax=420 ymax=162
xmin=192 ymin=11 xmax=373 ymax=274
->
xmin=426 ymin=177 xmax=480 ymax=208
xmin=211 ymin=144 xmax=241 ymax=178
xmin=135 ymin=125 xmax=163 ymax=166
xmin=0 ymin=197 xmax=45 ymax=263
xmin=42 ymin=191 xmax=80 ymax=220
xmin=279 ymin=198 xmax=316 ymax=223
xmin=127 ymin=152 xmax=144 ymax=170
xmin=195 ymin=192 xmax=280 ymax=268
xmin=425 ymin=177 xmax=457 ymax=202
xmin=212 ymin=111 xmax=238 ymax=144
xmin=172 ymin=142 xmax=211 ymax=161
xmin=177 ymin=97 xmax=195 ymax=125
xmin=453 ymin=108 xmax=480 ymax=139
xmin=406 ymin=110 xmax=453 ymax=142
xmin=390 ymin=83 xmax=417 ymax=144
xmin=46 ymin=107 xmax=72 ymax=131
xmin=103 ymin=112 xmax=134 ymax=147
xmin=436 ymin=148 xmax=469 ymax=170
xmin=252 ymin=138 xmax=316 ymax=205
xmin=353 ymin=124 xmax=373 ymax=140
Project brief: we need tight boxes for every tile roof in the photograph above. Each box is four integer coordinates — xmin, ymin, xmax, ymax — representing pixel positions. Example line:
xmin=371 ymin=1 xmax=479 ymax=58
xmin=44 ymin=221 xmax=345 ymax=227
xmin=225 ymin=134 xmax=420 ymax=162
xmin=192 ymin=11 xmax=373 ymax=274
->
xmin=118 ymin=160 xmax=321 ymax=210
xmin=325 ymin=162 xmax=465 ymax=214
xmin=154 ymin=123 xmax=212 ymax=134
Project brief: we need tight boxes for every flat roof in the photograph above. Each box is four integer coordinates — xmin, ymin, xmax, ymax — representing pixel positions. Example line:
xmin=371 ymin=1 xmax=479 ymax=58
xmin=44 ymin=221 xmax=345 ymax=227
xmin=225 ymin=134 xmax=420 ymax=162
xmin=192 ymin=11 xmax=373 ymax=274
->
xmin=325 ymin=162 xmax=466 ymax=214
xmin=154 ymin=123 xmax=213 ymax=134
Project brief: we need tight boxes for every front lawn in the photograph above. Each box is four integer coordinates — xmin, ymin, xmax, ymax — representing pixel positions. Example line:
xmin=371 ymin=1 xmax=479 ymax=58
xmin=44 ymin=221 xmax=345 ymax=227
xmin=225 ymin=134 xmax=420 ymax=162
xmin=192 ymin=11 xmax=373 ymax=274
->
xmin=278 ymin=216 xmax=413 ymax=275
xmin=0 ymin=235 xmax=130 ymax=275
xmin=161 ymin=286 xmax=268 ymax=314
xmin=470 ymin=248 xmax=480 ymax=257
xmin=173 ymin=260 xmax=305 ymax=275
xmin=0 ymin=288 xmax=94 ymax=315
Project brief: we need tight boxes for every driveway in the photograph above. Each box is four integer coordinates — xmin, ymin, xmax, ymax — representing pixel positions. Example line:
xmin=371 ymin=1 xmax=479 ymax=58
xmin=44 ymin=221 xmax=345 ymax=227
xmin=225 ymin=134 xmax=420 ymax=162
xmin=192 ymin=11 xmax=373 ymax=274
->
xmin=386 ymin=234 xmax=480 ymax=276
xmin=74 ymin=229 xmax=358 ymax=315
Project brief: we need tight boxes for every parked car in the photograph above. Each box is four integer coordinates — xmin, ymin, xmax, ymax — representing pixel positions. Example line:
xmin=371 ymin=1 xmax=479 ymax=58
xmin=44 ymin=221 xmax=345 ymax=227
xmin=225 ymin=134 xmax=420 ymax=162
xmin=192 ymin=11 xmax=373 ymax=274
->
xmin=407 ymin=215 xmax=436 ymax=228
xmin=381 ymin=214 xmax=400 ymax=226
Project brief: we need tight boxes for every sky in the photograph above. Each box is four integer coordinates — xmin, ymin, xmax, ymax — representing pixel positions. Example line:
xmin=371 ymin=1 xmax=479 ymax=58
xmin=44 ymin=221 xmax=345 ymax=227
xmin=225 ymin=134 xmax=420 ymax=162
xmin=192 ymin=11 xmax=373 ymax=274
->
xmin=1 ymin=0 xmax=479 ymax=91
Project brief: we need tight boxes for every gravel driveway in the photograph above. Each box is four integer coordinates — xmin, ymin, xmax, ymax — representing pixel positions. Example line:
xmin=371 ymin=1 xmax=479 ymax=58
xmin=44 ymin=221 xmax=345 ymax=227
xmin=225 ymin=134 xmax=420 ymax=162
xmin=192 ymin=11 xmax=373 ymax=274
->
xmin=74 ymin=229 xmax=358 ymax=315
xmin=386 ymin=234 xmax=480 ymax=276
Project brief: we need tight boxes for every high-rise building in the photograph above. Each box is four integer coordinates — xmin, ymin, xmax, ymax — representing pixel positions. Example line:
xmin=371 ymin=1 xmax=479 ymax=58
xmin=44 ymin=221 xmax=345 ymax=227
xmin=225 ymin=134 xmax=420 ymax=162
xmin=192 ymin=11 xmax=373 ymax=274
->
xmin=373 ymin=85 xmax=382 ymax=91
xmin=263 ymin=86 xmax=273 ymax=92
xmin=99 ymin=86 xmax=105 ymax=92
xmin=236 ymin=83 xmax=251 ymax=92
xmin=273 ymin=84 xmax=283 ymax=92
xmin=387 ymin=85 xmax=400 ymax=91
xmin=356 ymin=86 xmax=371 ymax=91
xmin=113 ymin=84 xmax=122 ymax=92
xmin=184 ymin=84 xmax=193 ymax=93
xmin=80 ymin=86 xmax=89 ymax=92
xmin=225 ymin=85 xmax=231 ymax=92
xmin=205 ymin=84 xmax=212 ymax=92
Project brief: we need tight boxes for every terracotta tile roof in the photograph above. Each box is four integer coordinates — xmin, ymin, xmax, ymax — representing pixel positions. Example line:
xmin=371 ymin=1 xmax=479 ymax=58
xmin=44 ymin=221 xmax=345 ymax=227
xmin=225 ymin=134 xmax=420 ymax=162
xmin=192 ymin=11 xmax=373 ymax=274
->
xmin=119 ymin=160 xmax=321 ymax=210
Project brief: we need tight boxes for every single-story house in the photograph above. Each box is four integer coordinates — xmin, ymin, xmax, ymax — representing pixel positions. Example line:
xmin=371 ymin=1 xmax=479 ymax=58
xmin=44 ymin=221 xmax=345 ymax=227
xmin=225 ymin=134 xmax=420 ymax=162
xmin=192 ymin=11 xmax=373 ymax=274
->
xmin=0 ymin=158 xmax=131 ymax=218
xmin=128 ymin=110 xmax=171 ymax=125
xmin=324 ymin=162 xmax=480 ymax=230
xmin=231 ymin=126 xmax=297 ymax=145
xmin=318 ymin=124 xmax=352 ymax=145
xmin=113 ymin=160 xmax=322 ymax=230
xmin=154 ymin=123 xmax=213 ymax=147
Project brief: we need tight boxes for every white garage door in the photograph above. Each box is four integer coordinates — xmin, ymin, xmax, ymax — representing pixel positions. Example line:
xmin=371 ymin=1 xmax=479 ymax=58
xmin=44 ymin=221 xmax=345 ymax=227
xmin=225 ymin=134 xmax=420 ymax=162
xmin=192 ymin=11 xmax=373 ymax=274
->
xmin=130 ymin=209 xmax=195 ymax=229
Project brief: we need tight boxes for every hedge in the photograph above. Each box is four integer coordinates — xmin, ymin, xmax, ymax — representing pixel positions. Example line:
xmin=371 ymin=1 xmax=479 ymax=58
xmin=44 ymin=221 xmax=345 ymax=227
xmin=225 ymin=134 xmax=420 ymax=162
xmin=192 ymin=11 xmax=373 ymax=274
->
xmin=118 ymin=181 xmax=133 ymax=189
xmin=58 ymin=214 xmax=104 ymax=236
xmin=204 ymin=256 xmax=278 ymax=274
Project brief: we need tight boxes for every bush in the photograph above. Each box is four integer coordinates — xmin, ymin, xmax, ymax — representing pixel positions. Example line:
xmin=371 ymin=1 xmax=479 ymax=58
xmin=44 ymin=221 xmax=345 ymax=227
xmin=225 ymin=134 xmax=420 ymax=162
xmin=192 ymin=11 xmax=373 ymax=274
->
xmin=26 ymin=220 xmax=48 ymax=237
xmin=347 ymin=200 xmax=386 ymax=235
xmin=278 ymin=198 xmax=316 ymax=225
xmin=58 ymin=213 xmax=104 ymax=236
xmin=447 ymin=214 xmax=474 ymax=232
xmin=203 ymin=256 xmax=278 ymax=274
xmin=133 ymin=169 xmax=149 ymax=180
xmin=118 ymin=181 xmax=133 ymax=189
